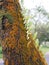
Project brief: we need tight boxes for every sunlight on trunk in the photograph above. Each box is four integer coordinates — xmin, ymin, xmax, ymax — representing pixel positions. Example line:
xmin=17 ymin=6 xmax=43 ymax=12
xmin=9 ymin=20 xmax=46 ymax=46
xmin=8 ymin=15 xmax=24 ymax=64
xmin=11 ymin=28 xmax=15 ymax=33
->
xmin=0 ymin=0 xmax=48 ymax=65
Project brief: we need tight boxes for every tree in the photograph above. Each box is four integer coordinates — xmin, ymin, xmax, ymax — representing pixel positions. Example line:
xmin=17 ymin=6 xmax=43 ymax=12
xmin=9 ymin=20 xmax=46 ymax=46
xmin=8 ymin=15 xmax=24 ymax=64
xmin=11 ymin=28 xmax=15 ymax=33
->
xmin=29 ymin=6 xmax=49 ymax=46
xmin=0 ymin=0 xmax=47 ymax=65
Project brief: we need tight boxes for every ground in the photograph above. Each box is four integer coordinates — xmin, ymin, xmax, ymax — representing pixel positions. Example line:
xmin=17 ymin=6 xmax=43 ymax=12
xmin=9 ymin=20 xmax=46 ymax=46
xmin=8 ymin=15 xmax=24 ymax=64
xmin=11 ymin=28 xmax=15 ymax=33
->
xmin=0 ymin=59 xmax=4 ymax=65
xmin=45 ymin=52 xmax=49 ymax=65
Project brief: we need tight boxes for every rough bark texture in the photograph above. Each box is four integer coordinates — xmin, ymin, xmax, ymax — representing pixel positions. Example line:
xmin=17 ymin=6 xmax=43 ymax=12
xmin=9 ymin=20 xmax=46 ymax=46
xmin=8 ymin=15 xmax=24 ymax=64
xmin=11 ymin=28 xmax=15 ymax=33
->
xmin=0 ymin=0 xmax=48 ymax=65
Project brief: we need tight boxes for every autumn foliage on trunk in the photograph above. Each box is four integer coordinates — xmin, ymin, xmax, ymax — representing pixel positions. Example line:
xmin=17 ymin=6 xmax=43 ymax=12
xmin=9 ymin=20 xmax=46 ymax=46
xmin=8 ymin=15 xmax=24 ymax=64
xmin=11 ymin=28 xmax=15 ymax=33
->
xmin=0 ymin=0 xmax=48 ymax=65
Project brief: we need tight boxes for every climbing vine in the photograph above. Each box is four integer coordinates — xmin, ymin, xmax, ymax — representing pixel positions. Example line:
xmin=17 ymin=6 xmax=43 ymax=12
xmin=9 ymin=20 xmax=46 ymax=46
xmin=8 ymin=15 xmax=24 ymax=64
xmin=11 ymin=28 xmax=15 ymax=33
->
xmin=0 ymin=0 xmax=48 ymax=65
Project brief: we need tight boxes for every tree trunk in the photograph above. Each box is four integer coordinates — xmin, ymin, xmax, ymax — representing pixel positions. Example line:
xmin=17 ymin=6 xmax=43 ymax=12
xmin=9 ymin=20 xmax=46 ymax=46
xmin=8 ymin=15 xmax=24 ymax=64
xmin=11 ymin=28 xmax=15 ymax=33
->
xmin=1 ymin=0 xmax=47 ymax=65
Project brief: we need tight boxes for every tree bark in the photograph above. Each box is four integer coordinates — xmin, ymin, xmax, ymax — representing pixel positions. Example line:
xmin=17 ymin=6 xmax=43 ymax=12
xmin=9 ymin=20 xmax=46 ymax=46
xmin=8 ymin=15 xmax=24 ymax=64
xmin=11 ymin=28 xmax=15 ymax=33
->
xmin=0 ymin=0 xmax=48 ymax=65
